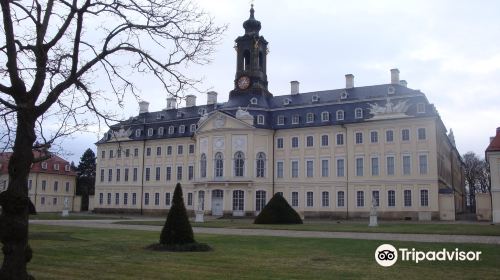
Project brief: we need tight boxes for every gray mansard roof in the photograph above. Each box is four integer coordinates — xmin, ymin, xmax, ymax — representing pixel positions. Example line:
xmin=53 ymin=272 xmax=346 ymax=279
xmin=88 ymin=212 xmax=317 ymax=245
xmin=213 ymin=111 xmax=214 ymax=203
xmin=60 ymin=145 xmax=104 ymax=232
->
xmin=97 ymin=83 xmax=437 ymax=144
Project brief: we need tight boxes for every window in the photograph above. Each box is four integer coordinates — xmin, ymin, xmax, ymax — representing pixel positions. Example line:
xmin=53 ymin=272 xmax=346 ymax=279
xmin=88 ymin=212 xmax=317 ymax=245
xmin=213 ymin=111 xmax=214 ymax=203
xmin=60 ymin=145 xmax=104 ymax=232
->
xmin=370 ymin=131 xmax=378 ymax=143
xmin=115 ymin=193 xmax=120 ymax=205
xmin=250 ymin=97 xmax=258 ymax=105
xmin=404 ymin=190 xmax=412 ymax=207
xmin=165 ymin=193 xmax=171 ymax=206
xmin=257 ymin=115 xmax=265 ymax=125
xmin=291 ymin=137 xmax=299 ymax=148
xmin=53 ymin=163 xmax=60 ymax=170
xmin=321 ymin=159 xmax=329 ymax=177
xmin=256 ymin=152 xmax=266 ymax=178
xmin=177 ymin=145 xmax=183 ymax=155
xmin=403 ymin=155 xmax=411 ymax=175
xmin=312 ymin=95 xmax=319 ymax=102
xmin=100 ymin=169 xmax=104 ymax=182
xmin=200 ymin=154 xmax=207 ymax=178
xmin=306 ymin=191 xmax=314 ymax=207
xmin=232 ymin=190 xmax=244 ymax=211
xmin=402 ymin=129 xmax=410 ymax=141
xmin=101 ymin=150 xmax=105 ymax=159
xmin=116 ymin=149 xmax=122 ymax=158
xmin=321 ymin=135 xmax=329 ymax=147
xmin=321 ymin=111 xmax=329 ymax=122
xmin=336 ymin=110 xmax=344 ymax=120
xmin=158 ymin=127 xmax=164 ymax=136
xmin=107 ymin=193 xmax=111 ymax=205
xmin=386 ymin=130 xmax=394 ymax=142
xmin=145 ymin=168 xmax=150 ymax=181
xmin=276 ymin=138 xmax=284 ymax=149
xmin=190 ymin=124 xmax=197 ymax=132
xmin=291 ymin=160 xmax=299 ymax=178
xmin=284 ymin=98 xmax=291 ymax=105
xmin=146 ymin=147 xmax=151 ymax=156
xmin=256 ymin=190 xmax=266 ymax=211
xmin=125 ymin=149 xmax=130 ymax=157
xmin=420 ymin=189 xmax=429 ymax=207
xmin=187 ymin=193 xmax=193 ymax=206
xmin=306 ymin=113 xmax=314 ymax=123
xmin=53 ymin=197 xmax=57 ymax=205
xmin=372 ymin=190 xmax=380 ymax=207
xmin=355 ymin=108 xmax=363 ymax=119
xmin=355 ymin=132 xmax=363 ymax=144
xmin=322 ymin=191 xmax=329 ymax=207
xmin=179 ymin=125 xmax=185 ymax=134
xmin=177 ymin=166 xmax=183 ymax=180
xmin=337 ymin=191 xmax=345 ymax=207
xmin=108 ymin=169 xmax=113 ymax=182
xmin=356 ymin=191 xmax=364 ymax=207
xmin=148 ymin=128 xmax=153 ymax=136
xmin=133 ymin=168 xmax=138 ymax=181
xmin=54 ymin=181 xmax=59 ymax=192
xmin=135 ymin=129 xmax=141 ymax=137
xmin=134 ymin=148 xmax=139 ymax=157
xmin=215 ymin=152 xmax=223 ymax=178
xmin=386 ymin=156 xmax=395 ymax=176
xmin=291 ymin=192 xmax=299 ymax=207
xmin=234 ymin=151 xmax=245 ymax=177
xmin=124 ymin=193 xmax=128 ymax=205
xmin=198 ymin=108 xmax=206 ymax=115
xmin=356 ymin=158 xmax=364 ymax=176
xmin=116 ymin=169 xmax=121 ymax=182
xmin=99 ymin=193 xmax=103 ymax=205
xmin=336 ymin=133 xmax=344 ymax=145
xmin=188 ymin=165 xmax=194 ymax=180
xmin=417 ymin=103 xmax=426 ymax=113
xmin=168 ymin=126 xmax=174 ymax=134
xmin=306 ymin=160 xmax=314 ymax=177
xmin=371 ymin=157 xmax=379 ymax=176
xmin=41 ymin=197 xmax=45 ymax=205
xmin=419 ymin=154 xmax=428 ymax=175
xmin=388 ymin=190 xmax=395 ymax=207
xmin=292 ymin=115 xmax=299 ymax=124
xmin=144 ymin=193 xmax=150 ymax=205
xmin=109 ymin=150 xmax=114 ymax=158
xmin=167 ymin=146 xmax=172 ymax=155
xmin=189 ymin=144 xmax=195 ymax=154
xmin=277 ymin=161 xmax=284 ymax=178
xmin=41 ymin=180 xmax=46 ymax=191
xmin=418 ymin=128 xmax=426 ymax=140
xmin=336 ymin=158 xmax=345 ymax=177
xmin=166 ymin=166 xmax=172 ymax=181
xmin=306 ymin=136 xmax=314 ymax=147
xmin=132 ymin=193 xmax=137 ymax=205
xmin=277 ymin=115 xmax=285 ymax=125
xmin=156 ymin=146 xmax=162 ymax=156
xmin=124 ymin=168 xmax=129 ymax=182
xmin=155 ymin=167 xmax=161 ymax=181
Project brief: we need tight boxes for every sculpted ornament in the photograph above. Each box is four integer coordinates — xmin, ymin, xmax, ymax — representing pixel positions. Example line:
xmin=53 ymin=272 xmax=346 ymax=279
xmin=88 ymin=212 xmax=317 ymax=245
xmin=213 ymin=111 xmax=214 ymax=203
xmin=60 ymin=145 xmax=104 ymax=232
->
xmin=368 ymin=98 xmax=410 ymax=120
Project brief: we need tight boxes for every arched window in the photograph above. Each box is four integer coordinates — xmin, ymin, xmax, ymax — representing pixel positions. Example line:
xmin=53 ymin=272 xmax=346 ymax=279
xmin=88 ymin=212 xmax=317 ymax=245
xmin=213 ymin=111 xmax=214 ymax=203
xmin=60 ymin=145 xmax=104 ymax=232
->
xmin=243 ymin=50 xmax=250 ymax=71
xmin=256 ymin=152 xmax=266 ymax=178
xmin=256 ymin=190 xmax=266 ymax=211
xmin=234 ymin=151 xmax=245 ymax=177
xmin=336 ymin=110 xmax=344 ymax=121
xmin=355 ymin=108 xmax=363 ymax=119
xmin=214 ymin=152 xmax=223 ymax=178
xmin=200 ymin=153 xmax=207 ymax=178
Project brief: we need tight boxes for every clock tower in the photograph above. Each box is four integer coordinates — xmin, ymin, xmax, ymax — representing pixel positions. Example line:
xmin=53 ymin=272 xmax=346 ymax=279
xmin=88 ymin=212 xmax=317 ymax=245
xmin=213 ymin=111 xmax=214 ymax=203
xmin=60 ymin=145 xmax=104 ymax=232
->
xmin=230 ymin=5 xmax=270 ymax=98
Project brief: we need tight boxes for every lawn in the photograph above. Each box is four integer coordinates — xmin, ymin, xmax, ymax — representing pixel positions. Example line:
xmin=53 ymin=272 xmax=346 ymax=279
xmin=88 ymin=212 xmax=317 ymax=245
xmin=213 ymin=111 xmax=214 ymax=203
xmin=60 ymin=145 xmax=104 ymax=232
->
xmin=115 ymin=218 xmax=500 ymax=236
xmin=1 ymin=225 xmax=498 ymax=279
xmin=29 ymin=212 xmax=129 ymax=220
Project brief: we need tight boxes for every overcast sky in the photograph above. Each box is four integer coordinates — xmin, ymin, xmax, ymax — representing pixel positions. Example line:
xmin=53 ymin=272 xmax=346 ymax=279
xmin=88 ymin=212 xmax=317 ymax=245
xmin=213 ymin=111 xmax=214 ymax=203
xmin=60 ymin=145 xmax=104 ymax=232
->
xmin=65 ymin=0 xmax=500 ymax=163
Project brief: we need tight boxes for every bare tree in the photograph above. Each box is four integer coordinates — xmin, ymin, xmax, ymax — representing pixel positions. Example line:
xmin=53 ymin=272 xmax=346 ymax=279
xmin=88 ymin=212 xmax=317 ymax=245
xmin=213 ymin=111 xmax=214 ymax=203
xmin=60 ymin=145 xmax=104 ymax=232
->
xmin=0 ymin=0 xmax=225 ymax=278
xmin=463 ymin=152 xmax=490 ymax=211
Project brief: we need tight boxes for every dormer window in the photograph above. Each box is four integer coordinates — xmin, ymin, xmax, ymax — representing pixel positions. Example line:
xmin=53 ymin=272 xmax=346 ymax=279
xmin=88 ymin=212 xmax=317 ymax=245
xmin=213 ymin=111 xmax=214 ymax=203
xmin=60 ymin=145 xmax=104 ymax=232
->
xmin=340 ymin=90 xmax=348 ymax=99
xmin=135 ymin=129 xmax=141 ymax=137
xmin=306 ymin=113 xmax=314 ymax=123
xmin=176 ymin=111 xmax=183 ymax=118
xmin=190 ymin=124 xmax=197 ymax=132
xmin=41 ymin=162 xmax=47 ymax=169
xmin=168 ymin=126 xmax=174 ymax=135
xmin=250 ymin=97 xmax=258 ymax=105
xmin=292 ymin=115 xmax=300 ymax=124
xmin=158 ymin=127 xmax=164 ymax=136
xmin=355 ymin=108 xmax=363 ymax=119
xmin=277 ymin=115 xmax=285 ymax=125
xmin=417 ymin=103 xmax=426 ymax=113
xmin=257 ymin=115 xmax=265 ymax=125
xmin=65 ymin=165 xmax=70 ymax=172
xmin=179 ymin=125 xmax=185 ymax=134
xmin=336 ymin=110 xmax=345 ymax=121
xmin=283 ymin=98 xmax=291 ymax=105
xmin=312 ymin=95 xmax=319 ymax=102
xmin=321 ymin=111 xmax=329 ymax=122
xmin=156 ymin=113 xmax=162 ymax=120
xmin=53 ymin=164 xmax=59 ymax=170
xmin=388 ymin=86 xmax=396 ymax=95
xmin=198 ymin=108 xmax=206 ymax=115
xmin=147 ymin=128 xmax=154 ymax=136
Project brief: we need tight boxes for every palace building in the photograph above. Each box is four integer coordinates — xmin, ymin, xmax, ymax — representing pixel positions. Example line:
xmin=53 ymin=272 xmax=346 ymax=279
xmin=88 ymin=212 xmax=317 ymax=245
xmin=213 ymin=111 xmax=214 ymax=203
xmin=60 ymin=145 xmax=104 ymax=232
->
xmin=94 ymin=6 xmax=465 ymax=220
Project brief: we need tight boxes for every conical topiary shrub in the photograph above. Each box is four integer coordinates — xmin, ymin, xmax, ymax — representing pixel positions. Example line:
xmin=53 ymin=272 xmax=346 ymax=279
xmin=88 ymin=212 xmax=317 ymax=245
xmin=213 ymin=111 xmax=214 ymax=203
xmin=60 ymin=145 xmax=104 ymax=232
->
xmin=254 ymin=193 xmax=303 ymax=224
xmin=147 ymin=183 xmax=211 ymax=252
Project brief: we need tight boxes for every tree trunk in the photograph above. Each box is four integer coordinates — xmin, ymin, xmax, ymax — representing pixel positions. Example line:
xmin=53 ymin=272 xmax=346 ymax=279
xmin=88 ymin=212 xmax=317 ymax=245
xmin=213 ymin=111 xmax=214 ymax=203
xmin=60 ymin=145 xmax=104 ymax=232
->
xmin=0 ymin=110 xmax=36 ymax=280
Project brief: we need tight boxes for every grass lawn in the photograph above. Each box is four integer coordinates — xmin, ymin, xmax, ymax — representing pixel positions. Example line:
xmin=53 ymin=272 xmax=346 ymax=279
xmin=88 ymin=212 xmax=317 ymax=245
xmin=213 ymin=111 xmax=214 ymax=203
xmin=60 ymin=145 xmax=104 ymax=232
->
xmin=29 ymin=212 xmax=129 ymax=220
xmin=2 ymin=225 xmax=498 ymax=279
xmin=115 ymin=219 xmax=500 ymax=236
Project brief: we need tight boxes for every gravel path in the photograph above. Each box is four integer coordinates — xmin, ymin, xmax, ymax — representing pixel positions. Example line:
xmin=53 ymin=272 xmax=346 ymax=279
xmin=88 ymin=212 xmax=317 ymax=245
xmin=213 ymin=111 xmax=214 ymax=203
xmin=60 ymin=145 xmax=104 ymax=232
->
xmin=30 ymin=219 xmax=500 ymax=245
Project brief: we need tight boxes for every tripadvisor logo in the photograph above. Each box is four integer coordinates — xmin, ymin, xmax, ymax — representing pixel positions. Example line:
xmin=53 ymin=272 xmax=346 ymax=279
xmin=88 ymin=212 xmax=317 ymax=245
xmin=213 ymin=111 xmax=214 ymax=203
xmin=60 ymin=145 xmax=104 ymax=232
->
xmin=375 ymin=244 xmax=482 ymax=267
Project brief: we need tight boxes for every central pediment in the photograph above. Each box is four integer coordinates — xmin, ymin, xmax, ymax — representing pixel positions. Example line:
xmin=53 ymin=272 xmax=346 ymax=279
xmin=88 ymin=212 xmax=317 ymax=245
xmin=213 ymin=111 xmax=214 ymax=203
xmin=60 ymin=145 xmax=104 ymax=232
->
xmin=196 ymin=110 xmax=255 ymax=133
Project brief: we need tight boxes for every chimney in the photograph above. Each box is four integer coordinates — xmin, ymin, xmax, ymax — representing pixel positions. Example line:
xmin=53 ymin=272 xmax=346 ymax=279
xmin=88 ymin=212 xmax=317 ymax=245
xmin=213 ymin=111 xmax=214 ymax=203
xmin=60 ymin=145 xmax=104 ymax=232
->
xmin=290 ymin=81 xmax=299 ymax=95
xmin=166 ymin=97 xmax=176 ymax=110
xmin=207 ymin=91 xmax=217 ymax=105
xmin=345 ymin=74 xmax=354 ymax=89
xmin=390 ymin=68 xmax=400 ymax=84
xmin=400 ymin=80 xmax=408 ymax=87
xmin=139 ymin=101 xmax=149 ymax=114
xmin=185 ymin=95 xmax=196 ymax=107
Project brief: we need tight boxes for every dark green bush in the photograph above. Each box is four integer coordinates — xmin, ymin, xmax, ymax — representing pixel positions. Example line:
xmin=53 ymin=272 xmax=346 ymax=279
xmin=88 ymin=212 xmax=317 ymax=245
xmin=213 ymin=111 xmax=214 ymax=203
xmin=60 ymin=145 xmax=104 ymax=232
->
xmin=254 ymin=193 xmax=303 ymax=224
xmin=159 ymin=183 xmax=194 ymax=245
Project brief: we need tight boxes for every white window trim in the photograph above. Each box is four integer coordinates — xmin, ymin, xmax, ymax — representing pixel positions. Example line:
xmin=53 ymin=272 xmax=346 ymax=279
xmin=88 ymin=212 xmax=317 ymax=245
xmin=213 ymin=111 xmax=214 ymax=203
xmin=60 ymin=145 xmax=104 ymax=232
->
xmin=305 ymin=135 xmax=314 ymax=148
xmin=321 ymin=111 xmax=329 ymax=122
xmin=337 ymin=190 xmax=345 ymax=208
xmin=306 ymin=113 xmax=314 ymax=123
xmin=250 ymin=97 xmax=258 ymax=105
xmin=148 ymin=128 xmax=154 ymax=136
xmin=290 ymin=159 xmax=299 ymax=178
xmin=402 ymin=153 xmax=412 ymax=176
xmin=336 ymin=133 xmax=344 ymax=146
xmin=356 ymin=190 xmax=365 ymax=208
xmin=277 ymin=115 xmax=285 ymax=125
xmin=387 ymin=189 xmax=396 ymax=208
xmin=276 ymin=137 xmax=284 ymax=149
xmin=320 ymin=157 xmax=330 ymax=177
xmin=403 ymin=188 xmax=413 ymax=208
xmin=370 ymin=130 xmax=379 ymax=144
xmin=276 ymin=160 xmax=285 ymax=179
xmin=320 ymin=134 xmax=329 ymax=147
xmin=305 ymin=191 xmax=314 ymax=208
xmin=291 ymin=136 xmax=300 ymax=149
xmin=354 ymin=131 xmax=363 ymax=144
xmin=336 ymin=110 xmax=344 ymax=120
xmin=401 ymin=128 xmax=411 ymax=141
xmin=420 ymin=188 xmax=430 ymax=207
xmin=179 ymin=125 xmax=185 ymax=134
xmin=257 ymin=115 xmax=265 ymax=125
xmin=354 ymin=108 xmax=363 ymax=119
xmin=292 ymin=115 xmax=299 ymax=125
xmin=417 ymin=103 xmax=426 ymax=113
xmin=305 ymin=158 xmax=314 ymax=178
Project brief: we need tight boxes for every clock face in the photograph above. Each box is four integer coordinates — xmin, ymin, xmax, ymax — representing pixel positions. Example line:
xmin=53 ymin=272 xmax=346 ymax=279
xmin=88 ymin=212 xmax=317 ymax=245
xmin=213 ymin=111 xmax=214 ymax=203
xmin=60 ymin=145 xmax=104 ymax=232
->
xmin=237 ymin=76 xmax=250 ymax=90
